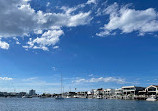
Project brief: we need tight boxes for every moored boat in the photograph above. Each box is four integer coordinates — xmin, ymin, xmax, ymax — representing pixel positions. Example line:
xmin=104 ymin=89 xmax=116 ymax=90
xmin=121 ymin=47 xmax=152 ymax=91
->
xmin=146 ymin=95 xmax=157 ymax=101
xmin=55 ymin=95 xmax=64 ymax=99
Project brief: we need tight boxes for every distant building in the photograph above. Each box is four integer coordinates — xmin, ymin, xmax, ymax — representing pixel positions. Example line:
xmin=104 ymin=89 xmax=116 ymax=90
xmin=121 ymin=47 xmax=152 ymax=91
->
xmin=9 ymin=92 xmax=17 ymax=96
xmin=65 ymin=92 xmax=77 ymax=97
xmin=87 ymin=91 xmax=91 ymax=95
xmin=29 ymin=89 xmax=36 ymax=96
xmin=91 ymin=89 xmax=97 ymax=95
xmin=104 ymin=89 xmax=115 ymax=96
xmin=115 ymin=88 xmax=123 ymax=96
xmin=77 ymin=91 xmax=87 ymax=96
xmin=138 ymin=85 xmax=158 ymax=95
xmin=19 ymin=92 xmax=27 ymax=96
xmin=97 ymin=88 xmax=104 ymax=95
xmin=145 ymin=85 xmax=158 ymax=95
xmin=77 ymin=91 xmax=88 ymax=98
xmin=122 ymin=86 xmax=145 ymax=95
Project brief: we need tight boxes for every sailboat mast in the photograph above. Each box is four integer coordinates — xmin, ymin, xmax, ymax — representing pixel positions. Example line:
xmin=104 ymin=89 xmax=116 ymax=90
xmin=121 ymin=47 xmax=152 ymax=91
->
xmin=61 ymin=73 xmax=62 ymax=95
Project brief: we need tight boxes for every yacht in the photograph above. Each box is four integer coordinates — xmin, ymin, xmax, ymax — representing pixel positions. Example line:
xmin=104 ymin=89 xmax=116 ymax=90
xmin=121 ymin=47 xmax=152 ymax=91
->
xmin=146 ymin=95 xmax=157 ymax=101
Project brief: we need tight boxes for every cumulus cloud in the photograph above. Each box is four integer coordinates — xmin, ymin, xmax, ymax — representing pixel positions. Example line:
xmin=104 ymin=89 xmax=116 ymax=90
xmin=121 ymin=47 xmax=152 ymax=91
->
xmin=97 ymin=3 xmax=158 ymax=36
xmin=0 ymin=77 xmax=13 ymax=80
xmin=23 ymin=29 xmax=64 ymax=51
xmin=34 ymin=30 xmax=43 ymax=35
xmin=0 ymin=0 xmax=92 ymax=50
xmin=74 ymin=77 xmax=125 ymax=84
xmin=0 ymin=0 xmax=91 ymax=38
xmin=0 ymin=40 xmax=9 ymax=49
xmin=0 ymin=0 xmax=36 ymax=38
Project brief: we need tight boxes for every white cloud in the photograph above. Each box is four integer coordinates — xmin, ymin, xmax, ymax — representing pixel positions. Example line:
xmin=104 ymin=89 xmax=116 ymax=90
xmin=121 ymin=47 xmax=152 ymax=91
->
xmin=67 ymin=12 xmax=92 ymax=27
xmin=87 ymin=0 xmax=97 ymax=4
xmin=46 ymin=2 xmax=50 ymax=7
xmin=23 ymin=29 xmax=64 ymax=51
xmin=23 ymin=0 xmax=31 ymax=2
xmin=60 ymin=6 xmax=77 ymax=15
xmin=0 ymin=0 xmax=92 ymax=50
xmin=53 ymin=46 xmax=59 ymax=49
xmin=34 ymin=29 xmax=43 ymax=35
xmin=0 ymin=0 xmax=36 ymax=38
xmin=52 ymin=66 xmax=56 ymax=71
xmin=96 ymin=30 xmax=111 ymax=36
xmin=0 ymin=77 xmax=13 ymax=80
xmin=20 ymin=77 xmax=60 ymax=87
xmin=22 ymin=77 xmax=38 ymax=81
xmin=74 ymin=77 xmax=125 ymax=84
xmin=88 ymin=74 xmax=94 ymax=77
xmin=13 ymin=37 xmax=21 ymax=45
xmin=0 ymin=40 xmax=9 ymax=49
xmin=97 ymin=3 xmax=158 ymax=36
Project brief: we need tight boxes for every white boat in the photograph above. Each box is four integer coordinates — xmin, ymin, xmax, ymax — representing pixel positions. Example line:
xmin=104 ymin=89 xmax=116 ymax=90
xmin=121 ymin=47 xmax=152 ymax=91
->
xmin=66 ymin=96 xmax=70 ymax=98
xmin=55 ymin=95 xmax=64 ymax=99
xmin=146 ymin=95 xmax=157 ymax=101
xmin=22 ymin=95 xmax=32 ymax=98
xmin=96 ymin=96 xmax=103 ymax=99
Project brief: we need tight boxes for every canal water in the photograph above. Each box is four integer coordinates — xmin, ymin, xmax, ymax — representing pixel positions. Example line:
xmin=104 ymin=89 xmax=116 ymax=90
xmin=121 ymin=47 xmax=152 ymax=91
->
xmin=0 ymin=98 xmax=157 ymax=111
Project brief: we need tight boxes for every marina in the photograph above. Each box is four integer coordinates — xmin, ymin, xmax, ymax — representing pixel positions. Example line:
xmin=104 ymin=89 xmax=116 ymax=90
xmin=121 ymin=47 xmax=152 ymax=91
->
xmin=0 ymin=98 xmax=158 ymax=111
xmin=1 ymin=0 xmax=158 ymax=111
xmin=1 ymin=85 xmax=158 ymax=101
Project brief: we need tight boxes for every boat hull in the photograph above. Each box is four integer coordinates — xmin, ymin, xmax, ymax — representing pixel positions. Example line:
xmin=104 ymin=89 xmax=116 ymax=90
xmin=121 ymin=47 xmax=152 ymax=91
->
xmin=146 ymin=98 xmax=157 ymax=101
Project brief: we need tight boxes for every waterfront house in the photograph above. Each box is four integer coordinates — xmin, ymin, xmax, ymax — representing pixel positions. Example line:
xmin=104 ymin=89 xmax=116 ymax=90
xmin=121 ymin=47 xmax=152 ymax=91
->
xmin=77 ymin=91 xmax=88 ymax=98
xmin=122 ymin=86 xmax=145 ymax=95
xmin=122 ymin=86 xmax=145 ymax=99
xmin=97 ymin=88 xmax=104 ymax=95
xmin=103 ymin=89 xmax=115 ymax=98
xmin=67 ymin=92 xmax=77 ymax=97
xmin=104 ymin=89 xmax=115 ymax=96
xmin=95 ymin=88 xmax=104 ymax=98
xmin=91 ymin=89 xmax=97 ymax=98
xmin=145 ymin=85 xmax=158 ymax=95
xmin=138 ymin=85 xmax=158 ymax=96
xmin=91 ymin=89 xmax=97 ymax=95
xmin=115 ymin=88 xmax=123 ymax=95
xmin=115 ymin=88 xmax=123 ymax=99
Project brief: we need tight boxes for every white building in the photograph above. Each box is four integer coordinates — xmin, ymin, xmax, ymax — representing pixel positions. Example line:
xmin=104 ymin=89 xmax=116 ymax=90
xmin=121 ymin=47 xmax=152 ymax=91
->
xmin=91 ymin=89 xmax=97 ymax=95
xmin=145 ymin=85 xmax=158 ymax=95
xmin=115 ymin=88 xmax=123 ymax=96
xmin=104 ymin=89 xmax=115 ymax=96
xmin=122 ymin=86 xmax=145 ymax=95
xmin=87 ymin=91 xmax=91 ymax=95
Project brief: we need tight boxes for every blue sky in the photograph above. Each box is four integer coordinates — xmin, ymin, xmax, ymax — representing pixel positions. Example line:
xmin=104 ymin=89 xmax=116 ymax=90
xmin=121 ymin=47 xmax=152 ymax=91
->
xmin=0 ymin=0 xmax=158 ymax=93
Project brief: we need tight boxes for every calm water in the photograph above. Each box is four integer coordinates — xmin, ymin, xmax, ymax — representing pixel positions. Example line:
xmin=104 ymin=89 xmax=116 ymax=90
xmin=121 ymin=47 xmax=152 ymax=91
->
xmin=0 ymin=98 xmax=157 ymax=111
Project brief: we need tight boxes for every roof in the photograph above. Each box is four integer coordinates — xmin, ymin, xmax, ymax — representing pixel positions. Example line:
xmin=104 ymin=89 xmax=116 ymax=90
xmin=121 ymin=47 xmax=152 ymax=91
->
xmin=115 ymin=88 xmax=122 ymax=91
xmin=122 ymin=86 xmax=145 ymax=89
xmin=97 ymin=88 xmax=103 ymax=91
xmin=152 ymin=85 xmax=158 ymax=87
xmin=122 ymin=86 xmax=135 ymax=88
xmin=147 ymin=85 xmax=158 ymax=88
